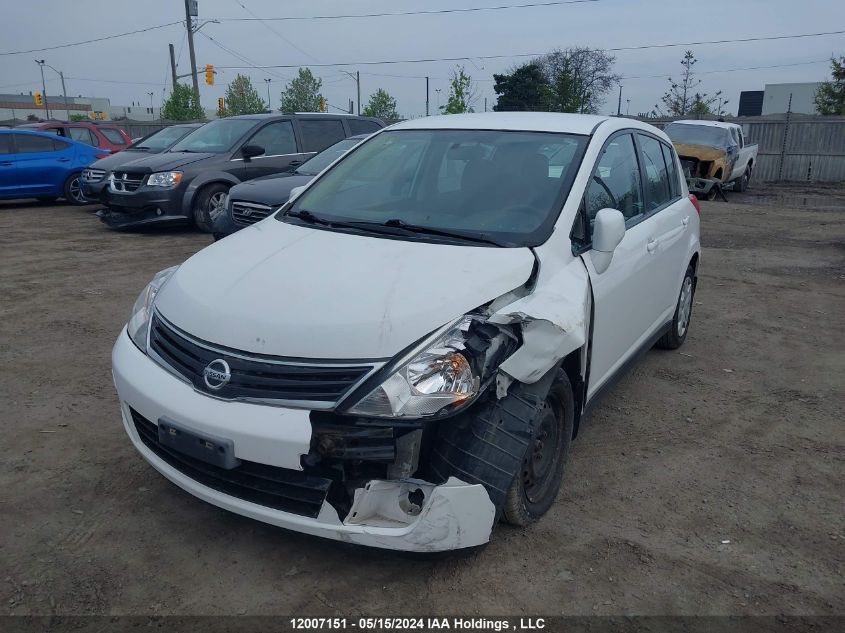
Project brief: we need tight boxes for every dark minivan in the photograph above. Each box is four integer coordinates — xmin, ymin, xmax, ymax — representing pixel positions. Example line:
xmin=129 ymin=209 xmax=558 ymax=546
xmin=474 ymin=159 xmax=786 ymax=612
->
xmin=96 ymin=113 xmax=384 ymax=231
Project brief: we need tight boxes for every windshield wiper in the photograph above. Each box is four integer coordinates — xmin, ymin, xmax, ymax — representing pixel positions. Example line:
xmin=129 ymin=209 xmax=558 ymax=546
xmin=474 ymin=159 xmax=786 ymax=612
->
xmin=377 ymin=218 xmax=504 ymax=246
xmin=285 ymin=209 xmax=334 ymax=226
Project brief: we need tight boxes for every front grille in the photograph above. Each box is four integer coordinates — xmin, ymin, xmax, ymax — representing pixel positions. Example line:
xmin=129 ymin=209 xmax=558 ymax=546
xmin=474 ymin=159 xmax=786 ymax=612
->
xmin=82 ymin=168 xmax=106 ymax=182
xmin=110 ymin=171 xmax=145 ymax=193
xmin=232 ymin=200 xmax=274 ymax=226
xmin=130 ymin=408 xmax=331 ymax=517
xmin=148 ymin=313 xmax=375 ymax=406
xmin=679 ymin=158 xmax=697 ymax=178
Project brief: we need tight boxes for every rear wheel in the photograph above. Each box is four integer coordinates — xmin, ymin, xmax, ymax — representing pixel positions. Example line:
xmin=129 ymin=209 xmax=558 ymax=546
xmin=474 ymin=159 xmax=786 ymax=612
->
xmin=657 ymin=264 xmax=695 ymax=350
xmin=63 ymin=173 xmax=86 ymax=205
xmin=193 ymin=184 xmax=229 ymax=233
xmin=502 ymin=369 xmax=574 ymax=526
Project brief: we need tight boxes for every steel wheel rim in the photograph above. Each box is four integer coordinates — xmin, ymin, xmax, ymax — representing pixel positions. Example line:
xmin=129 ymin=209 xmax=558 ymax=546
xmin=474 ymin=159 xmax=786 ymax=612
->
xmin=69 ymin=177 xmax=84 ymax=203
xmin=522 ymin=400 xmax=563 ymax=504
xmin=677 ymin=277 xmax=693 ymax=337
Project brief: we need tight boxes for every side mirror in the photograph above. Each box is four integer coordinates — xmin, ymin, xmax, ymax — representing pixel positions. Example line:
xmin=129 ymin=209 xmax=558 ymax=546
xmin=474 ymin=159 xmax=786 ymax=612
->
xmin=241 ymin=144 xmax=265 ymax=160
xmin=289 ymin=185 xmax=306 ymax=200
xmin=590 ymin=208 xmax=626 ymax=274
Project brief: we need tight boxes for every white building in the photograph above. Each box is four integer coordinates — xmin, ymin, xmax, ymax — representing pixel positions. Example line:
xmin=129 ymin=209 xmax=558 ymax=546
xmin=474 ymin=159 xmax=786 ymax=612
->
xmin=761 ymin=82 xmax=822 ymax=115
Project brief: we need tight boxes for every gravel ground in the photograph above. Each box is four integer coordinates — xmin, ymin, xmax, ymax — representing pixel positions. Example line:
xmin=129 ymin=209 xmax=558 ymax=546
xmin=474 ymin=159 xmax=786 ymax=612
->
xmin=0 ymin=184 xmax=842 ymax=618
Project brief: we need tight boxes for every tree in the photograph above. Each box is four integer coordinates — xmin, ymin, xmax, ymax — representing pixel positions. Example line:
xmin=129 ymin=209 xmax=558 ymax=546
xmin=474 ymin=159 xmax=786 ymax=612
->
xmin=441 ymin=66 xmax=476 ymax=114
xmin=653 ymin=51 xmax=726 ymax=117
xmin=814 ymin=56 xmax=845 ymax=115
xmin=493 ymin=63 xmax=551 ymax=111
xmin=535 ymin=48 xmax=620 ymax=114
xmin=161 ymin=83 xmax=204 ymax=121
xmin=362 ymin=88 xmax=399 ymax=120
xmin=222 ymin=74 xmax=267 ymax=116
xmin=280 ymin=68 xmax=324 ymax=113
xmin=69 ymin=113 xmax=89 ymax=122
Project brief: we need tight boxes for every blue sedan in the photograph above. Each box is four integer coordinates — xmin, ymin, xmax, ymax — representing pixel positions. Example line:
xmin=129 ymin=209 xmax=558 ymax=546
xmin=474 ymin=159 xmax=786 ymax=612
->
xmin=0 ymin=129 xmax=110 ymax=204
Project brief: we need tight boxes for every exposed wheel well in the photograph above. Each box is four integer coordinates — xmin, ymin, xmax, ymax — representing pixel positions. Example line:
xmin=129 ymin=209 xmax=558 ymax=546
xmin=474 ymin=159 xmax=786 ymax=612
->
xmin=560 ymin=350 xmax=585 ymax=439
xmin=689 ymin=252 xmax=699 ymax=276
xmin=714 ymin=168 xmax=723 ymax=179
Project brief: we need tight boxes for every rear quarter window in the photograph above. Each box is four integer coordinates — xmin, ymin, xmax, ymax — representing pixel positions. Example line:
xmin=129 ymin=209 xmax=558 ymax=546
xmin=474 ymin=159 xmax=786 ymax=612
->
xmin=100 ymin=128 xmax=127 ymax=145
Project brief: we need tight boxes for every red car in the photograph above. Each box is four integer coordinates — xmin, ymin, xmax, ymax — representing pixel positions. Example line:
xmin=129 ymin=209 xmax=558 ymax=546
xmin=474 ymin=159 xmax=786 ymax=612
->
xmin=15 ymin=120 xmax=131 ymax=153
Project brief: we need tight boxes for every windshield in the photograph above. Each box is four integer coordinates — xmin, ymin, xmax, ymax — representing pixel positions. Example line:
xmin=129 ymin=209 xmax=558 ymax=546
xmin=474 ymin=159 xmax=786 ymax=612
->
xmin=169 ymin=119 xmax=255 ymax=153
xmin=284 ymin=129 xmax=588 ymax=246
xmin=132 ymin=126 xmax=196 ymax=150
xmin=296 ymin=137 xmax=363 ymax=175
xmin=665 ymin=123 xmax=731 ymax=148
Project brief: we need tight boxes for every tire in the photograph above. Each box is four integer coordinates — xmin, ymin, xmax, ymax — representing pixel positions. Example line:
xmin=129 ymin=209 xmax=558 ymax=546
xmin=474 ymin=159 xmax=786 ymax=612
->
xmin=656 ymin=264 xmax=695 ymax=350
xmin=62 ymin=173 xmax=87 ymax=205
xmin=732 ymin=165 xmax=751 ymax=193
xmin=193 ymin=183 xmax=229 ymax=233
xmin=502 ymin=369 xmax=575 ymax=526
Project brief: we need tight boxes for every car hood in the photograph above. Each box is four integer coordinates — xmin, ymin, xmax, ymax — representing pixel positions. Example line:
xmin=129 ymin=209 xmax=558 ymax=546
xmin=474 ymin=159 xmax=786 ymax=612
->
xmin=88 ymin=149 xmax=161 ymax=171
xmin=155 ymin=220 xmax=536 ymax=359
xmin=108 ymin=151 xmax=216 ymax=173
xmin=673 ymin=143 xmax=727 ymax=161
xmin=229 ymin=174 xmax=313 ymax=206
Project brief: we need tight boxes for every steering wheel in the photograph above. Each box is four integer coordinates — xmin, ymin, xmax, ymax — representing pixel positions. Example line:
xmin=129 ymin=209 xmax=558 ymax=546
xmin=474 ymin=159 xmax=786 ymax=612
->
xmin=592 ymin=175 xmax=618 ymax=209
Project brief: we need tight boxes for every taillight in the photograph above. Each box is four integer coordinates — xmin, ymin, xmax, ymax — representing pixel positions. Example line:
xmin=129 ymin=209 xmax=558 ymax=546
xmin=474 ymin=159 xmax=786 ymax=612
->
xmin=689 ymin=193 xmax=701 ymax=215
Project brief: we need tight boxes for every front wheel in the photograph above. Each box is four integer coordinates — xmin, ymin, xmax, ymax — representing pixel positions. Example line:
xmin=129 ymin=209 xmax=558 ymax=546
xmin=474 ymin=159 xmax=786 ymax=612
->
xmin=733 ymin=166 xmax=751 ymax=192
xmin=657 ymin=264 xmax=695 ymax=350
xmin=63 ymin=173 xmax=87 ymax=205
xmin=502 ymin=369 xmax=574 ymax=526
xmin=193 ymin=184 xmax=229 ymax=233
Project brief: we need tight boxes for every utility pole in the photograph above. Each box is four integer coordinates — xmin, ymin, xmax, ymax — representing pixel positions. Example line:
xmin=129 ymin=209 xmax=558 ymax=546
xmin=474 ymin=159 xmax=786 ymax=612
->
xmin=184 ymin=0 xmax=200 ymax=107
xmin=484 ymin=97 xmax=487 ymax=112
xmin=626 ymin=98 xmax=631 ymax=116
xmin=617 ymin=83 xmax=622 ymax=116
xmin=148 ymin=91 xmax=155 ymax=120
xmin=264 ymin=78 xmax=272 ymax=112
xmin=425 ymin=76 xmax=429 ymax=116
xmin=356 ymin=71 xmax=361 ymax=115
xmin=169 ymin=44 xmax=178 ymax=88
xmin=35 ymin=60 xmax=50 ymax=119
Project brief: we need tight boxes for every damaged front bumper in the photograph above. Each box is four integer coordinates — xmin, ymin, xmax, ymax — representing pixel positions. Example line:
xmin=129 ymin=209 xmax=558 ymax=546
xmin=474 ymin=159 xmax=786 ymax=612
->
xmin=686 ymin=176 xmax=722 ymax=196
xmin=112 ymin=329 xmax=496 ymax=552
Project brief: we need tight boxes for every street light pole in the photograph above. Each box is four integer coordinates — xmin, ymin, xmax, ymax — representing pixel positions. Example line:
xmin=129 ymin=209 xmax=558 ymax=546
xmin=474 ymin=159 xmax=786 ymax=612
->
xmin=264 ymin=78 xmax=272 ymax=112
xmin=35 ymin=59 xmax=50 ymax=119
xmin=184 ymin=0 xmax=200 ymax=109
xmin=148 ymin=91 xmax=155 ymax=120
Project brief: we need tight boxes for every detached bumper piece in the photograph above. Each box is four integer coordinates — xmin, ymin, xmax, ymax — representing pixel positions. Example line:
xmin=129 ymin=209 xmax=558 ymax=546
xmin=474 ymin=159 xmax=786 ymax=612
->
xmin=96 ymin=207 xmax=190 ymax=229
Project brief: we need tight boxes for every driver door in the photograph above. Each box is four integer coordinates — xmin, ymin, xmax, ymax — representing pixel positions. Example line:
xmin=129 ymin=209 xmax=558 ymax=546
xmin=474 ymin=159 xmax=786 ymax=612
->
xmin=238 ymin=119 xmax=306 ymax=180
xmin=580 ymin=132 xmax=668 ymax=398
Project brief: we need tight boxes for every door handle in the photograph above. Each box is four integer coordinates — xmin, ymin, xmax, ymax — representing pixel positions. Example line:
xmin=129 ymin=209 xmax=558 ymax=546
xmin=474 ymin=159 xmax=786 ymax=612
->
xmin=682 ymin=215 xmax=690 ymax=227
xmin=647 ymin=238 xmax=659 ymax=253
xmin=288 ymin=160 xmax=303 ymax=167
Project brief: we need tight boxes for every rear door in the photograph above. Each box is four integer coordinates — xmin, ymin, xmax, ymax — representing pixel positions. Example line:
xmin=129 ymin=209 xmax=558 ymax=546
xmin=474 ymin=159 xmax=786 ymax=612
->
xmin=10 ymin=134 xmax=75 ymax=196
xmin=0 ymin=134 xmax=16 ymax=195
xmin=579 ymin=132 xmax=669 ymax=397
xmin=238 ymin=119 xmax=305 ymax=180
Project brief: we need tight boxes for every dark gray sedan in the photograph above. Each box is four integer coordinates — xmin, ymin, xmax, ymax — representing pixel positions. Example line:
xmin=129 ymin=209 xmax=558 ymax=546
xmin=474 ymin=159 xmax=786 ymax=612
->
xmin=211 ymin=134 xmax=369 ymax=239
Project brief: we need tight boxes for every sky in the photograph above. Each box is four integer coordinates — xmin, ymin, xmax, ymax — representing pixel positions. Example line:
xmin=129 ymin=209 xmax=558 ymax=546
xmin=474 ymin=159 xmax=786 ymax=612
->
xmin=1 ymin=0 xmax=842 ymax=117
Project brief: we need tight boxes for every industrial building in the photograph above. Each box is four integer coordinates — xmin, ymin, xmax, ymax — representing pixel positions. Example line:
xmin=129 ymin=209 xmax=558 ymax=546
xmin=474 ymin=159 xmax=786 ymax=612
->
xmin=737 ymin=82 xmax=822 ymax=116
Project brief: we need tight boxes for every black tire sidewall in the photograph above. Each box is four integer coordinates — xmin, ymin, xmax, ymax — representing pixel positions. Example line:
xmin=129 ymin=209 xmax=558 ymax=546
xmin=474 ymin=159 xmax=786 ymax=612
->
xmin=194 ymin=184 xmax=228 ymax=233
xmin=659 ymin=265 xmax=695 ymax=349
xmin=63 ymin=173 xmax=85 ymax=205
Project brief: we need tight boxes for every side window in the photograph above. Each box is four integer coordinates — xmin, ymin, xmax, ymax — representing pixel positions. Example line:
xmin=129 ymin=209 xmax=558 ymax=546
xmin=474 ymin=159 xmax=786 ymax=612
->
xmin=638 ymin=134 xmax=672 ymax=211
xmin=0 ymin=135 xmax=12 ymax=154
xmin=100 ymin=128 xmax=126 ymax=145
xmin=52 ymin=138 xmax=71 ymax=152
xmin=348 ymin=119 xmax=382 ymax=135
xmin=299 ymin=119 xmax=346 ymax=153
xmin=68 ymin=127 xmax=96 ymax=146
xmin=43 ymin=127 xmax=63 ymax=136
xmin=246 ymin=121 xmax=297 ymax=156
xmin=660 ymin=142 xmax=680 ymax=198
xmin=14 ymin=134 xmax=59 ymax=153
xmin=585 ymin=133 xmax=643 ymax=223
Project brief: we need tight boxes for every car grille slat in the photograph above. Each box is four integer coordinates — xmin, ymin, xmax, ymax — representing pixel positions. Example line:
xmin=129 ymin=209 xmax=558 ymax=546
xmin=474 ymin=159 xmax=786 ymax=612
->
xmin=130 ymin=409 xmax=331 ymax=516
xmin=82 ymin=168 xmax=106 ymax=183
xmin=148 ymin=313 xmax=375 ymax=405
xmin=232 ymin=201 xmax=274 ymax=226
xmin=110 ymin=171 xmax=144 ymax=193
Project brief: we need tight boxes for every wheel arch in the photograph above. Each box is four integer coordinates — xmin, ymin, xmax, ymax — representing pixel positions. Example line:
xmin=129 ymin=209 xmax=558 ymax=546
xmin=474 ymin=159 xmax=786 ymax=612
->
xmin=181 ymin=174 xmax=240 ymax=215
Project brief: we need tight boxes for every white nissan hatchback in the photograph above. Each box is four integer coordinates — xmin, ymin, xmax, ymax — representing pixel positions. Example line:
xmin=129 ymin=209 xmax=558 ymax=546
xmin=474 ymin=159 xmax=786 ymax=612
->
xmin=112 ymin=113 xmax=700 ymax=552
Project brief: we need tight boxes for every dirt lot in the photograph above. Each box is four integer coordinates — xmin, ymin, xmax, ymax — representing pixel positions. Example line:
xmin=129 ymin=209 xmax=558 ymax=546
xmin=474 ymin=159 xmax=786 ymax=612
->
xmin=1 ymin=184 xmax=843 ymax=618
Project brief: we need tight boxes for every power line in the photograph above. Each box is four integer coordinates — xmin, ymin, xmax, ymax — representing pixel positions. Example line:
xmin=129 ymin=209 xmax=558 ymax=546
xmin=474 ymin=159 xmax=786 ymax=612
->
xmin=196 ymin=31 xmax=294 ymax=83
xmin=214 ymin=1 xmax=601 ymax=22
xmin=230 ymin=0 xmax=318 ymax=62
xmin=215 ymin=28 xmax=845 ymax=70
xmin=621 ymin=58 xmax=832 ymax=81
xmin=0 ymin=21 xmax=182 ymax=56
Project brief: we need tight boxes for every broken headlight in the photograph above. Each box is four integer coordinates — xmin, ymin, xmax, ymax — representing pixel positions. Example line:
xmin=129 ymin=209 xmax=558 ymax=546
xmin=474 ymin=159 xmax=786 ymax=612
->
xmin=346 ymin=316 xmax=481 ymax=418
xmin=127 ymin=266 xmax=178 ymax=353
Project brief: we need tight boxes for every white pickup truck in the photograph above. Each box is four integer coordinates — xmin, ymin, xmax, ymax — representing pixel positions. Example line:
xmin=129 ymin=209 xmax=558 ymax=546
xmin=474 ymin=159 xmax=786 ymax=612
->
xmin=665 ymin=120 xmax=758 ymax=197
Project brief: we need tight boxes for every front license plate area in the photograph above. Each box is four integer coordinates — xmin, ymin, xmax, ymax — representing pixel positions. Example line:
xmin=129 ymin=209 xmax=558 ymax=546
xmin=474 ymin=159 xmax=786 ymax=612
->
xmin=157 ymin=417 xmax=241 ymax=470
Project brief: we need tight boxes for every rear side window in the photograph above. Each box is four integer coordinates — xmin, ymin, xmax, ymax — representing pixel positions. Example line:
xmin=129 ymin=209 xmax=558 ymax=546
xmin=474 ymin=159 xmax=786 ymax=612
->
xmin=348 ymin=119 xmax=382 ymax=135
xmin=14 ymin=134 xmax=59 ymax=153
xmin=638 ymin=134 xmax=672 ymax=210
xmin=246 ymin=120 xmax=297 ymax=156
xmin=0 ymin=135 xmax=12 ymax=154
xmin=100 ymin=128 xmax=127 ymax=145
xmin=660 ymin=142 xmax=680 ymax=198
xmin=299 ymin=119 xmax=345 ymax=153
xmin=68 ymin=127 xmax=96 ymax=146
xmin=585 ymin=133 xmax=643 ymax=222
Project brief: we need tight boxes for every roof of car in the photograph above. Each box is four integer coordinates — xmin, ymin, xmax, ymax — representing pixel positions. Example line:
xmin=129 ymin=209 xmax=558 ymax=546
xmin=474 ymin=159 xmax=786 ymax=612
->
xmin=391 ymin=112 xmax=610 ymax=135
xmin=226 ymin=112 xmax=381 ymax=121
xmin=670 ymin=119 xmax=740 ymax=129
xmin=0 ymin=128 xmax=104 ymax=146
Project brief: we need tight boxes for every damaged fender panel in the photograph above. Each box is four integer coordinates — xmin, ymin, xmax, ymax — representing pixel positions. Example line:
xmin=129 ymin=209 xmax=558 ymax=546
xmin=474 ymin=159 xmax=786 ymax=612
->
xmin=489 ymin=259 xmax=591 ymax=384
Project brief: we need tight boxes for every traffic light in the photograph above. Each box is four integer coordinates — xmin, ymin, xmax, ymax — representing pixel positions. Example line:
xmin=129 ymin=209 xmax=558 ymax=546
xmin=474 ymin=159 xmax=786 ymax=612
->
xmin=217 ymin=97 xmax=225 ymax=113
xmin=205 ymin=64 xmax=214 ymax=86
xmin=34 ymin=91 xmax=43 ymax=106
xmin=319 ymin=97 xmax=327 ymax=112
